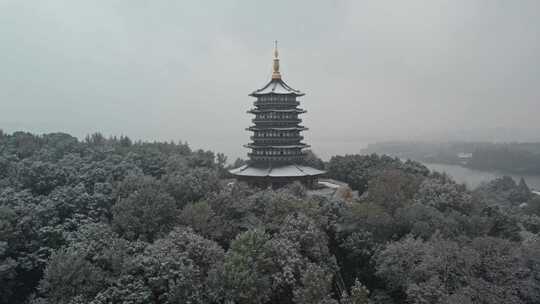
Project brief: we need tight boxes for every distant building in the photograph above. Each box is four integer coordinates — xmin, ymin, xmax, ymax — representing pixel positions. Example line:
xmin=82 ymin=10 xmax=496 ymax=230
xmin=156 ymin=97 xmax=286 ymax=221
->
xmin=457 ymin=152 xmax=473 ymax=165
xmin=229 ymin=42 xmax=325 ymax=188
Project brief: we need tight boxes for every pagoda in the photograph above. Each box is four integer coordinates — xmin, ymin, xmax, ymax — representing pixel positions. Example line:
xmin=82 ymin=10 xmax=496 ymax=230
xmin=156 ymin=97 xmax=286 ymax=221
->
xmin=229 ymin=42 xmax=325 ymax=188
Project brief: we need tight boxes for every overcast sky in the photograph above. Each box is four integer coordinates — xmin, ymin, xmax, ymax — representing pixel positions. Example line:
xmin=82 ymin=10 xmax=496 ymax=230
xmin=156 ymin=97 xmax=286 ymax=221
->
xmin=1 ymin=0 xmax=539 ymax=159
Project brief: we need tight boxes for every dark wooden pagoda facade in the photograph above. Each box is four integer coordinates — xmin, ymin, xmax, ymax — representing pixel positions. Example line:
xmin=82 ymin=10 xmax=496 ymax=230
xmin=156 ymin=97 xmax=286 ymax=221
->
xmin=230 ymin=42 xmax=325 ymax=188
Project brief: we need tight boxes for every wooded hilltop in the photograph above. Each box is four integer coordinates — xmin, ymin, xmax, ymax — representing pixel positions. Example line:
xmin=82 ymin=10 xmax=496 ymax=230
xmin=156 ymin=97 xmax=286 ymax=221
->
xmin=1 ymin=131 xmax=540 ymax=304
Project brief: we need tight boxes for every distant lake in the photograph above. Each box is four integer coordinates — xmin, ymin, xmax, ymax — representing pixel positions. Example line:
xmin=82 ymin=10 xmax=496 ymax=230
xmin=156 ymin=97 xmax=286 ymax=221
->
xmin=310 ymin=140 xmax=540 ymax=191
xmin=219 ymin=139 xmax=540 ymax=191
xmin=312 ymin=141 xmax=540 ymax=191
xmin=422 ymin=162 xmax=540 ymax=191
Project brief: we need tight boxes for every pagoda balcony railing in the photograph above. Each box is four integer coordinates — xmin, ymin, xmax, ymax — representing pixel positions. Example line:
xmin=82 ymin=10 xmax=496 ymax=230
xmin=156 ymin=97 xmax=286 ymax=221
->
xmin=245 ymin=143 xmax=309 ymax=149
xmin=248 ymin=154 xmax=306 ymax=162
xmin=250 ymin=136 xmax=304 ymax=141
xmin=246 ymin=126 xmax=308 ymax=131
xmin=252 ymin=118 xmax=302 ymax=124
xmin=253 ymin=101 xmax=300 ymax=107
xmin=249 ymin=144 xmax=305 ymax=149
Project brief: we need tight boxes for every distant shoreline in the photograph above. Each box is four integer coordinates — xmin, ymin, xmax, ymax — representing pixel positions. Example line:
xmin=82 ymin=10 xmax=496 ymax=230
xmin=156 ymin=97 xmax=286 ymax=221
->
xmin=363 ymin=141 xmax=540 ymax=176
xmin=421 ymin=161 xmax=540 ymax=191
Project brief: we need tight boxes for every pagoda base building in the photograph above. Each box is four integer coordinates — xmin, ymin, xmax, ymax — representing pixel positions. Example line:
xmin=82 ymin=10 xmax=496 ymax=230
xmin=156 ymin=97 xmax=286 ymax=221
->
xmin=229 ymin=42 xmax=325 ymax=188
xmin=230 ymin=164 xmax=325 ymax=188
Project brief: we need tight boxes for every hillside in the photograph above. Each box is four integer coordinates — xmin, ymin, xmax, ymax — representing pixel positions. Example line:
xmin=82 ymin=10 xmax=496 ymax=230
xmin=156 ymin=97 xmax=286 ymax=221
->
xmin=1 ymin=131 xmax=540 ymax=304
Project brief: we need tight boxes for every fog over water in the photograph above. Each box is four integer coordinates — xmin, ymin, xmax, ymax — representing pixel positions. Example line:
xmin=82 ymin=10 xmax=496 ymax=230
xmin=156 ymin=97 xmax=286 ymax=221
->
xmin=423 ymin=163 xmax=540 ymax=190
xmin=2 ymin=0 xmax=540 ymax=161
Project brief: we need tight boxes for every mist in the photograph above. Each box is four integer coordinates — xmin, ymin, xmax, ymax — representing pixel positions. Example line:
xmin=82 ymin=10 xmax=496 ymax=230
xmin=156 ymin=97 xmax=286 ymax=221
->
xmin=1 ymin=0 xmax=539 ymax=160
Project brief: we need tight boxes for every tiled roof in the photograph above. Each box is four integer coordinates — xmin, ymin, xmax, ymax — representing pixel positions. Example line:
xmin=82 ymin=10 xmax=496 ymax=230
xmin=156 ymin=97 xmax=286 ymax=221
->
xmin=229 ymin=164 xmax=325 ymax=177
xmin=250 ymin=78 xmax=304 ymax=96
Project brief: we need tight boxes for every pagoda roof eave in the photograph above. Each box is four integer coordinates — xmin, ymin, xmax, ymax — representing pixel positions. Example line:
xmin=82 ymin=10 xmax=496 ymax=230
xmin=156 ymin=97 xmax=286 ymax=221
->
xmin=248 ymin=108 xmax=306 ymax=114
xmin=229 ymin=164 xmax=326 ymax=177
xmin=244 ymin=144 xmax=310 ymax=149
xmin=249 ymin=92 xmax=305 ymax=97
xmin=249 ymin=78 xmax=304 ymax=96
xmin=246 ymin=126 xmax=308 ymax=131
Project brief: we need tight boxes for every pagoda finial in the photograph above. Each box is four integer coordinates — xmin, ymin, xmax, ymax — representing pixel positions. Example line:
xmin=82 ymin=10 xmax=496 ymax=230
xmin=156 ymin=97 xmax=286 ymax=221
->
xmin=272 ymin=40 xmax=281 ymax=80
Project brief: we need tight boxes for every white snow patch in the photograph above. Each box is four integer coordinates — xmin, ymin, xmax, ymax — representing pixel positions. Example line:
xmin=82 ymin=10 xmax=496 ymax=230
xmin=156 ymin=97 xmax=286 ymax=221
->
xmin=318 ymin=181 xmax=340 ymax=189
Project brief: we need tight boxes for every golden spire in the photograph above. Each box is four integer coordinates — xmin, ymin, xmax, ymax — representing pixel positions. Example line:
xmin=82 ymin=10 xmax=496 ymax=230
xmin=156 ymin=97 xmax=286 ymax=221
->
xmin=272 ymin=40 xmax=281 ymax=80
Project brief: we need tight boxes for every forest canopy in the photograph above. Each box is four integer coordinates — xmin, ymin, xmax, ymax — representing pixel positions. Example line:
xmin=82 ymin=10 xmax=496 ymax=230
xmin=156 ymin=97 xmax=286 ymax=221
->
xmin=1 ymin=131 xmax=539 ymax=304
